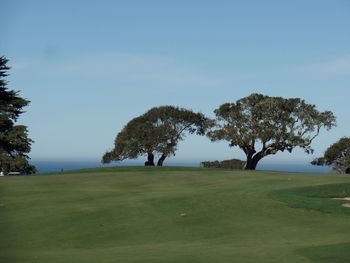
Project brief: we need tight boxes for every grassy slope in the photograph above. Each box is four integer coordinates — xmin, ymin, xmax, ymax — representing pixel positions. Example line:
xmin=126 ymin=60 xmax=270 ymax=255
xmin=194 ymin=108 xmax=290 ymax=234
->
xmin=1 ymin=167 xmax=350 ymax=263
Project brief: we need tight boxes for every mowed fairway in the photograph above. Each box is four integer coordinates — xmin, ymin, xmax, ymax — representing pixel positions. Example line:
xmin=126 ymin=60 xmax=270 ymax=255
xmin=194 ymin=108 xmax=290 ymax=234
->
xmin=1 ymin=167 xmax=350 ymax=263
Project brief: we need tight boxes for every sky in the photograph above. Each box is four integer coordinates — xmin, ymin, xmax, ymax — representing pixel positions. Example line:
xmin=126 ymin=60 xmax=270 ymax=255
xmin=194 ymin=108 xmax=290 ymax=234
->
xmin=1 ymin=0 xmax=350 ymax=166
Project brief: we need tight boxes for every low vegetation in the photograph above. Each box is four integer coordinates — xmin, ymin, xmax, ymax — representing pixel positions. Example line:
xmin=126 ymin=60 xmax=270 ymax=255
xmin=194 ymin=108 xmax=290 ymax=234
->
xmin=201 ymin=158 xmax=245 ymax=169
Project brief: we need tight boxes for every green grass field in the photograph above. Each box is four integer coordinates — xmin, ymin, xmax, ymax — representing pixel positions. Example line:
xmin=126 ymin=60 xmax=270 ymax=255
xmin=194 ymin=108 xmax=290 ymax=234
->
xmin=1 ymin=166 xmax=350 ymax=263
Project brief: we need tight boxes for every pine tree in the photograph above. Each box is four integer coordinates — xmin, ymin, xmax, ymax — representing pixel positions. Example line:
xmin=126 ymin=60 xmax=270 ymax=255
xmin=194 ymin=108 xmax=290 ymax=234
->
xmin=0 ymin=56 xmax=36 ymax=174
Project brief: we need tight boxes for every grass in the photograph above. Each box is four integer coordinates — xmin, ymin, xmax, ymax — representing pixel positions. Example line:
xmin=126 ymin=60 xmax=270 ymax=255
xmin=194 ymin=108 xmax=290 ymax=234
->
xmin=1 ymin=166 xmax=350 ymax=262
xmin=272 ymin=182 xmax=350 ymax=215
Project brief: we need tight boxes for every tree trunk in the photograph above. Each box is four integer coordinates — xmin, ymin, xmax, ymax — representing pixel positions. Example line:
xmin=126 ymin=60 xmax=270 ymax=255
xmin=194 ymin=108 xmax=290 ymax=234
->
xmin=144 ymin=152 xmax=155 ymax=166
xmin=157 ymin=154 xmax=167 ymax=166
xmin=244 ymin=159 xmax=257 ymax=170
xmin=244 ymin=154 xmax=262 ymax=170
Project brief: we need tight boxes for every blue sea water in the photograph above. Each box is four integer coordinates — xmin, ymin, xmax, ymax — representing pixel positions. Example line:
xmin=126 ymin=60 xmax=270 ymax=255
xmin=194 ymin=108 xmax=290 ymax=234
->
xmin=258 ymin=163 xmax=331 ymax=173
xmin=31 ymin=161 xmax=110 ymax=174
xmin=30 ymin=160 xmax=331 ymax=174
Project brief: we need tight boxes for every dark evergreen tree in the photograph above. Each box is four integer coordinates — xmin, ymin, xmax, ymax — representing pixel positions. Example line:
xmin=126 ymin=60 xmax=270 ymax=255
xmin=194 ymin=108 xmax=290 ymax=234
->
xmin=0 ymin=56 xmax=36 ymax=174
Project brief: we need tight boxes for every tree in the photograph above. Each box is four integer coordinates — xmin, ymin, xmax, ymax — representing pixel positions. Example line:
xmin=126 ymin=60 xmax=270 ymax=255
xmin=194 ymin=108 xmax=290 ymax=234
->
xmin=0 ymin=56 xmax=36 ymax=174
xmin=102 ymin=114 xmax=158 ymax=166
xmin=102 ymin=106 xmax=212 ymax=166
xmin=311 ymin=137 xmax=350 ymax=173
xmin=207 ymin=93 xmax=336 ymax=170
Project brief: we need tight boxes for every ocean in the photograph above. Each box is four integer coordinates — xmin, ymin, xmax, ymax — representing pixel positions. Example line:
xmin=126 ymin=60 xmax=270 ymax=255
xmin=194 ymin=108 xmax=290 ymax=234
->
xmin=30 ymin=160 xmax=332 ymax=174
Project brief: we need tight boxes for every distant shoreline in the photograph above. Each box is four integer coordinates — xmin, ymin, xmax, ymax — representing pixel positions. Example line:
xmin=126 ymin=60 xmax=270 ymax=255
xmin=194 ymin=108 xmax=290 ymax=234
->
xmin=31 ymin=160 xmax=331 ymax=174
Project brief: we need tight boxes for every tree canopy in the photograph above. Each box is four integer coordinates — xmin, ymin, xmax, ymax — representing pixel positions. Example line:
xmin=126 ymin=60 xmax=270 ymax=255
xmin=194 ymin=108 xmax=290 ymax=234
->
xmin=311 ymin=137 xmax=350 ymax=173
xmin=0 ymin=56 xmax=36 ymax=174
xmin=207 ymin=93 xmax=336 ymax=170
xmin=102 ymin=106 xmax=212 ymax=166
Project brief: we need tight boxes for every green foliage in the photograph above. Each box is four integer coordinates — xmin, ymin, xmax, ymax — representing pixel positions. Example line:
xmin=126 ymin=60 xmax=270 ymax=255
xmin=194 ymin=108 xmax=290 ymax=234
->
xmin=201 ymin=159 xmax=245 ymax=169
xmin=0 ymin=56 xmax=36 ymax=174
xmin=208 ymin=93 xmax=336 ymax=170
xmin=102 ymin=106 xmax=212 ymax=166
xmin=312 ymin=137 xmax=350 ymax=173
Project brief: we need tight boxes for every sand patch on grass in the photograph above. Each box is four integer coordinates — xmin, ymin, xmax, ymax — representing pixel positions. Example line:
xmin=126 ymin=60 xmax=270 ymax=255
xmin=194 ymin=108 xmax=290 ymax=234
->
xmin=333 ymin=197 xmax=350 ymax=201
xmin=333 ymin=197 xmax=350 ymax=208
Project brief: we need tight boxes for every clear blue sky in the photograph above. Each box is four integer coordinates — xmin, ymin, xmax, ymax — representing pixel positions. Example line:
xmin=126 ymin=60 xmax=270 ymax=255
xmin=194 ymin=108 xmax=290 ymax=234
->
xmin=1 ymin=0 xmax=350 ymax=165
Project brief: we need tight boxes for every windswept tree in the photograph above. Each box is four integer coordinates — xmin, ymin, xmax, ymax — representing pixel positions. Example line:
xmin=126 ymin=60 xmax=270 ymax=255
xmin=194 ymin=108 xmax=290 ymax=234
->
xmin=102 ymin=106 xmax=212 ymax=166
xmin=102 ymin=114 xmax=159 ymax=166
xmin=0 ymin=56 xmax=36 ymax=174
xmin=207 ymin=93 xmax=336 ymax=170
xmin=311 ymin=137 xmax=350 ymax=173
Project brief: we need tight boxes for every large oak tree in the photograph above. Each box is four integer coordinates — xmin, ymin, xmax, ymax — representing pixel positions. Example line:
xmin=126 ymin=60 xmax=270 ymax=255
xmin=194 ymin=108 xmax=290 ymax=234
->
xmin=0 ymin=56 xmax=36 ymax=174
xmin=102 ymin=106 xmax=211 ymax=166
xmin=207 ymin=93 xmax=336 ymax=170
